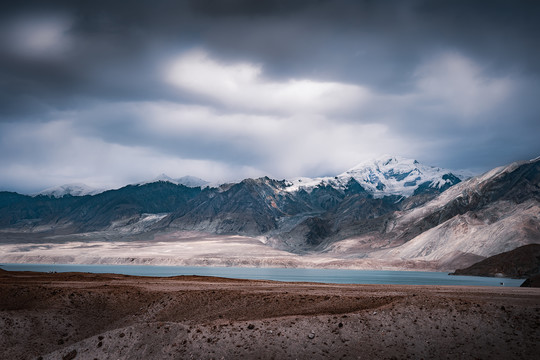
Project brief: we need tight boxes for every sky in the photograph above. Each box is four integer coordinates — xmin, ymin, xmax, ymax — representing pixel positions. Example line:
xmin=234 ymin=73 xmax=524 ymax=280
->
xmin=1 ymin=0 xmax=539 ymax=193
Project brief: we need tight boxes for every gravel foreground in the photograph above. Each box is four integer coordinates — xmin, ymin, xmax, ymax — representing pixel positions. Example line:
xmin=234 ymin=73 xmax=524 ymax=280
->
xmin=1 ymin=269 xmax=539 ymax=360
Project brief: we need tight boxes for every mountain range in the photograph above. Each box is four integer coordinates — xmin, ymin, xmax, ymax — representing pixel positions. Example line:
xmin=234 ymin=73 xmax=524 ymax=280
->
xmin=34 ymin=175 xmax=210 ymax=198
xmin=0 ymin=156 xmax=538 ymax=272
xmin=32 ymin=155 xmax=462 ymax=198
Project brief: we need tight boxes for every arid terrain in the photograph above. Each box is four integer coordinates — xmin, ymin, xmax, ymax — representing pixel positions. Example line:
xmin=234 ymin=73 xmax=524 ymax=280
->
xmin=0 ymin=230 xmax=453 ymax=271
xmin=1 ymin=269 xmax=539 ymax=359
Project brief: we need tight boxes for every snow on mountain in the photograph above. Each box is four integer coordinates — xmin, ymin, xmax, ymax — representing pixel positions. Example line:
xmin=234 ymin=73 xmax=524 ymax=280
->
xmin=31 ymin=157 xmax=466 ymax=198
xmin=35 ymin=183 xmax=105 ymax=198
xmin=151 ymin=173 xmax=178 ymax=184
xmin=142 ymin=174 xmax=210 ymax=188
xmin=286 ymin=155 xmax=467 ymax=197
xmin=177 ymin=175 xmax=210 ymax=188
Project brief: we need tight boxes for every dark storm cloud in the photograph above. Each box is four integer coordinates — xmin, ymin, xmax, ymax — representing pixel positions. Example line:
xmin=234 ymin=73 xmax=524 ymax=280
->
xmin=189 ymin=0 xmax=328 ymax=16
xmin=186 ymin=0 xmax=540 ymax=89
xmin=0 ymin=0 xmax=539 ymax=192
xmin=3 ymin=0 xmax=539 ymax=105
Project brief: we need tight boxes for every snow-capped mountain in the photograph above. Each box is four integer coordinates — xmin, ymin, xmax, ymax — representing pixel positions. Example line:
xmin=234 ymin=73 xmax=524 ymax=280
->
xmin=285 ymin=155 xmax=466 ymax=197
xmin=177 ymin=175 xmax=210 ymax=188
xmin=143 ymin=174 xmax=210 ymax=188
xmin=35 ymin=183 xmax=105 ymax=198
xmin=32 ymin=175 xmax=211 ymax=198
xmin=29 ymin=157 xmax=464 ymax=199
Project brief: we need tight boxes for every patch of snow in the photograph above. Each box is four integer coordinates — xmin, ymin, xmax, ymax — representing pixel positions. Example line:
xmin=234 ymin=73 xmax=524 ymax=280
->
xmin=111 ymin=213 xmax=169 ymax=233
xmin=35 ymin=183 xmax=105 ymax=198
xmin=138 ymin=174 xmax=210 ymax=188
xmin=177 ymin=175 xmax=210 ymax=188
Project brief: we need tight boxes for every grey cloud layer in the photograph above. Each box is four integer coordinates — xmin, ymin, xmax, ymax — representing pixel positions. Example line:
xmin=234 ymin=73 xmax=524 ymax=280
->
xmin=0 ymin=0 xmax=539 ymax=192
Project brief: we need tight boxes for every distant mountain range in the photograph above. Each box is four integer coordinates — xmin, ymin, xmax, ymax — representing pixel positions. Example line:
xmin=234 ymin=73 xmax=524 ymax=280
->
xmin=1 ymin=156 xmax=538 ymax=272
xmin=35 ymin=183 xmax=106 ymax=198
xmin=33 ymin=155 xmax=466 ymax=198
xmin=34 ymin=175 xmax=210 ymax=198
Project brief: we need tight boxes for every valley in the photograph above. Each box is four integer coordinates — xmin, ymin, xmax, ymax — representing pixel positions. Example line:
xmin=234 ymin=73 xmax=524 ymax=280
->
xmin=1 ymin=156 xmax=539 ymax=274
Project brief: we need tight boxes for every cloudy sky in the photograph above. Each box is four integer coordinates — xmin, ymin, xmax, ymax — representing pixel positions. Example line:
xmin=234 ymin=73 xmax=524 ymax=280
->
xmin=1 ymin=0 xmax=539 ymax=193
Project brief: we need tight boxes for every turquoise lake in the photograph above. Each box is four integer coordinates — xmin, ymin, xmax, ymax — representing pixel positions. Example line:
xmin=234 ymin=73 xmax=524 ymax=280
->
xmin=0 ymin=263 xmax=525 ymax=287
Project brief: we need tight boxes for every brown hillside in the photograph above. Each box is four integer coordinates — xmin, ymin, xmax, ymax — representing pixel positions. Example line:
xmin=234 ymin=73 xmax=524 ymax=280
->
xmin=452 ymin=244 xmax=540 ymax=278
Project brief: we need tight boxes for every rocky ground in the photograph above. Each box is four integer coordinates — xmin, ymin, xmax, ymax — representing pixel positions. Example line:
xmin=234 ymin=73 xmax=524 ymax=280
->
xmin=1 ymin=269 xmax=539 ymax=360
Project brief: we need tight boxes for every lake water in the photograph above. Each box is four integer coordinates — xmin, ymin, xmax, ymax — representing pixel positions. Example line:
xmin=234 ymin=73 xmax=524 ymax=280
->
xmin=0 ymin=263 xmax=525 ymax=287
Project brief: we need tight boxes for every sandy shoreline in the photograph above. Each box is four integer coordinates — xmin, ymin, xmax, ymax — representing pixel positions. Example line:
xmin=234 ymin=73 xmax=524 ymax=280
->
xmin=0 ymin=230 xmax=447 ymax=271
xmin=1 ymin=269 xmax=539 ymax=359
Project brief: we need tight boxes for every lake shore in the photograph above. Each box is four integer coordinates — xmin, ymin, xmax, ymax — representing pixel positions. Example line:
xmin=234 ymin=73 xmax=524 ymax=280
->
xmin=0 ymin=230 xmax=454 ymax=272
xmin=1 ymin=269 xmax=539 ymax=359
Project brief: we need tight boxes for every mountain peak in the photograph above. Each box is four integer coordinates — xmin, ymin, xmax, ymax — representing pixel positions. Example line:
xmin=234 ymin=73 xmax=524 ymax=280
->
xmin=348 ymin=155 xmax=419 ymax=171
xmin=177 ymin=176 xmax=210 ymax=187
xmin=286 ymin=156 xmax=465 ymax=197
xmin=143 ymin=174 xmax=209 ymax=188
xmin=153 ymin=173 xmax=176 ymax=182
xmin=35 ymin=183 xmax=104 ymax=198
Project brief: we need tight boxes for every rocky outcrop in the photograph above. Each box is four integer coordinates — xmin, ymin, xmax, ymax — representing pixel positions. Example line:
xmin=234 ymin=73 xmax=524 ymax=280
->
xmin=520 ymin=274 xmax=540 ymax=287
xmin=451 ymin=244 xmax=540 ymax=278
